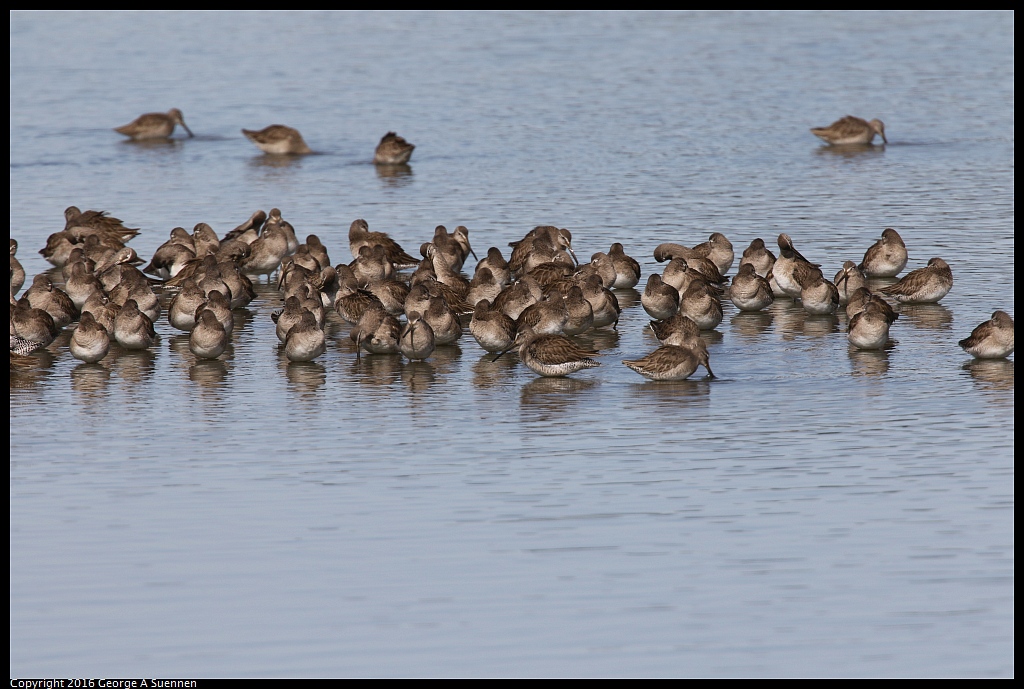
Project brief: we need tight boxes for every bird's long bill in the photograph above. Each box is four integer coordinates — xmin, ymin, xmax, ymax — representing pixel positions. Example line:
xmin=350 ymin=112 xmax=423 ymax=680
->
xmin=181 ymin=122 xmax=194 ymax=138
xmin=491 ymin=345 xmax=514 ymax=363
xmin=568 ymin=247 xmax=579 ymax=267
xmin=704 ymin=364 xmax=716 ymax=379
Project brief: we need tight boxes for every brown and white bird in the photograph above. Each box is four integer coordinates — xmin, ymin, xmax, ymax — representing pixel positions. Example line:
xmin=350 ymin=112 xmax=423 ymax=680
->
xmin=115 ymin=108 xmax=193 ymax=139
xmin=958 ymin=311 xmax=1014 ymax=359
xmin=859 ymin=228 xmax=908 ymax=278
xmin=242 ymin=125 xmax=312 ymax=154
xmin=729 ymin=262 xmax=774 ymax=312
xmin=810 ymin=116 xmax=886 ymax=145
xmin=374 ymin=131 xmax=415 ymax=165
xmin=348 ymin=219 xmax=418 ymax=266
xmin=847 ymin=301 xmax=893 ymax=350
xmin=738 ymin=238 xmax=776 ymax=278
xmin=880 ymin=258 xmax=953 ymax=304
xmin=189 ymin=309 xmax=229 ymax=360
xmin=283 ymin=311 xmax=326 ymax=362
xmin=623 ymin=340 xmax=714 ymax=381
xmin=502 ymin=326 xmax=600 ymax=377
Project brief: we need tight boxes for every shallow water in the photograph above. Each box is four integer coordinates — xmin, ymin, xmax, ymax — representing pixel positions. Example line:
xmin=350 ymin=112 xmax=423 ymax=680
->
xmin=10 ymin=11 xmax=1014 ymax=677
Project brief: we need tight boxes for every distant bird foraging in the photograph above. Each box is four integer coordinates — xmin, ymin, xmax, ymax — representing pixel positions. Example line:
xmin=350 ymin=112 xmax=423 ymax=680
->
xmin=115 ymin=109 xmax=193 ymax=140
xmin=810 ymin=116 xmax=886 ymax=145
xmin=374 ymin=132 xmax=415 ymax=164
xmin=242 ymin=125 xmax=312 ymax=154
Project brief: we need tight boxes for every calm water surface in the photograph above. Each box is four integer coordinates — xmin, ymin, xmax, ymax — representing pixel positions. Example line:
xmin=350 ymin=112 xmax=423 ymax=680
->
xmin=10 ymin=11 xmax=1013 ymax=677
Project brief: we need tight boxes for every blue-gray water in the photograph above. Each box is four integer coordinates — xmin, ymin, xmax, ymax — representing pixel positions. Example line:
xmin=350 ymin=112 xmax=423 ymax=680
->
xmin=10 ymin=11 xmax=1013 ymax=677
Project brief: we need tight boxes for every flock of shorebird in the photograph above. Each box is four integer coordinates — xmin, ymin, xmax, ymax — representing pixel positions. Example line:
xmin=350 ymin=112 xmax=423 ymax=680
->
xmin=8 ymin=111 xmax=1014 ymax=379
xmin=111 ymin=108 xmax=415 ymax=163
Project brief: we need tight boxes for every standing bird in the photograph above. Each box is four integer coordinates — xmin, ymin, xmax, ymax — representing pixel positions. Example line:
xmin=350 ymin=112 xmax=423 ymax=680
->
xmin=374 ymin=132 xmax=415 ymax=165
xmin=847 ymin=301 xmax=893 ymax=350
xmin=502 ymin=326 xmax=600 ymax=378
xmin=834 ymin=261 xmax=868 ymax=305
xmin=189 ymin=309 xmax=229 ymax=360
xmin=399 ymin=311 xmax=435 ymax=361
xmin=623 ymin=340 xmax=714 ymax=381
xmin=348 ymin=219 xmax=419 ymax=266
xmin=10 ymin=239 xmax=26 ymax=296
xmin=641 ymin=274 xmax=679 ymax=320
xmin=860 ymin=228 xmax=908 ymax=278
xmin=607 ymin=243 xmax=641 ymax=289
xmin=64 ymin=206 xmax=140 ymax=241
xmin=738 ymin=238 xmax=776 ymax=278
xmin=880 ymin=258 xmax=953 ymax=304
xmin=958 ymin=311 xmax=1014 ymax=359
xmin=112 ymin=299 xmax=157 ymax=350
xmin=242 ymin=125 xmax=312 ymax=154
xmin=283 ymin=311 xmax=326 ymax=362
xmin=115 ymin=108 xmax=193 ymax=140
xmin=773 ymin=234 xmax=820 ymax=299
xmin=729 ymin=263 xmax=775 ymax=312
xmin=810 ymin=116 xmax=886 ymax=145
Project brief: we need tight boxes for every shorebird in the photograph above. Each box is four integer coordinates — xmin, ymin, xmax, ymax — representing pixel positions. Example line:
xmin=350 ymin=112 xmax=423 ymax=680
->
xmin=145 ymin=230 xmax=196 ymax=280
xmin=422 ymin=295 xmax=463 ymax=345
xmin=607 ymin=243 xmax=641 ymax=289
xmin=11 ymin=297 xmax=58 ymax=347
xmin=241 ymin=223 xmax=290 ymax=277
xmin=374 ymin=132 xmax=415 ymax=164
xmin=399 ymin=311 xmax=435 ymax=361
xmin=196 ymin=290 xmax=233 ymax=336
xmin=283 ymin=311 xmax=326 ymax=362
xmin=880 ymin=258 xmax=953 ymax=303
xmin=958 ymin=311 xmax=1014 ymax=359
xmin=834 ymin=261 xmax=868 ymax=305
xmin=641 ymin=273 xmax=680 ymax=320
xmin=810 ymin=116 xmax=886 ymax=145
xmin=351 ymin=303 xmax=401 ymax=356
xmin=242 ymin=125 xmax=312 ymax=154
xmin=63 ymin=261 xmax=104 ymax=311
xmin=467 ymin=267 xmax=503 ymax=307
xmin=860 ymin=228 xmax=908 ymax=278
xmin=348 ymin=219 xmax=418 ymax=266
xmin=516 ymin=293 xmax=568 ymax=336
xmin=729 ymin=262 xmax=775 ymax=312
xmin=738 ymin=238 xmax=776 ymax=277
xmin=678 ymin=281 xmax=723 ymax=330
xmin=501 ymin=326 xmax=600 ymax=377
xmin=10 ymin=239 xmax=25 ymax=295
xmin=773 ymin=234 xmax=820 ymax=299
xmin=562 ymin=286 xmax=595 ymax=336
xmin=847 ymin=301 xmax=892 ymax=350
xmin=846 ymin=287 xmax=898 ymax=324
xmin=168 ymin=279 xmax=207 ymax=332
xmin=653 ymin=245 xmax=726 ymax=285
xmin=112 ymin=299 xmax=157 ymax=350
xmin=581 ymin=274 xmax=621 ymax=329
xmin=39 ymin=231 xmax=81 ymax=268
xmin=81 ymin=292 xmax=119 ymax=334
xmin=798 ymin=272 xmax=840 ymax=316
xmin=649 ymin=312 xmax=703 ymax=349
xmin=10 ymin=332 xmax=45 ymax=357
xmin=470 ymin=300 xmax=517 ymax=353
xmin=115 ymin=108 xmax=193 ymax=139
xmin=64 ymin=207 xmax=140 ymax=242
xmin=475 ymin=247 xmax=511 ymax=288
xmin=623 ymin=341 xmax=714 ymax=381
xmin=25 ymin=274 xmax=76 ymax=329
xmin=189 ymin=309 xmax=229 ymax=360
